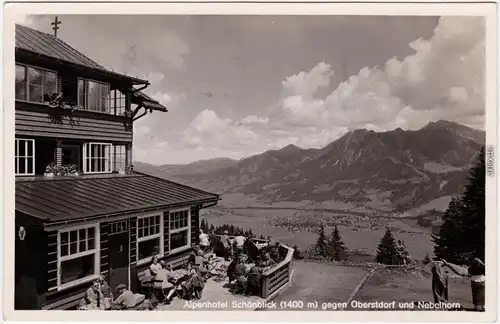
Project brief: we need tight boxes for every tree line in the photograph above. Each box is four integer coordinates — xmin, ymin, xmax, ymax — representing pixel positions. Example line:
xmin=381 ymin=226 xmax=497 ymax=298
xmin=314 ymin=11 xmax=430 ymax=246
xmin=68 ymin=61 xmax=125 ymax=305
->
xmin=307 ymin=223 xmax=410 ymax=265
xmin=433 ymin=147 xmax=485 ymax=264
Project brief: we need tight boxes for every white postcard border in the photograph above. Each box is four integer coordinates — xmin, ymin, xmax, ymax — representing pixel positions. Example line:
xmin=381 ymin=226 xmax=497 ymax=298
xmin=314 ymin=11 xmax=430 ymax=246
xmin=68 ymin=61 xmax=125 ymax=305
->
xmin=2 ymin=1 xmax=498 ymax=322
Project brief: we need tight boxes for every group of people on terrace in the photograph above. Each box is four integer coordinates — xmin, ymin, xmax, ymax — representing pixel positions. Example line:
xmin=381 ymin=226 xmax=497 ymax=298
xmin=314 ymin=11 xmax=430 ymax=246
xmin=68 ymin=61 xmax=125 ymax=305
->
xmin=146 ymin=229 xmax=285 ymax=305
xmin=77 ymin=229 xmax=284 ymax=310
xmin=78 ymin=275 xmax=152 ymax=310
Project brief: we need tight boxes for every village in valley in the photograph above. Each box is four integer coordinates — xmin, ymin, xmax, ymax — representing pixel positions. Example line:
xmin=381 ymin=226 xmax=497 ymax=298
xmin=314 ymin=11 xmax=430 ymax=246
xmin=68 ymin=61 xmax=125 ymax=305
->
xmin=13 ymin=15 xmax=486 ymax=313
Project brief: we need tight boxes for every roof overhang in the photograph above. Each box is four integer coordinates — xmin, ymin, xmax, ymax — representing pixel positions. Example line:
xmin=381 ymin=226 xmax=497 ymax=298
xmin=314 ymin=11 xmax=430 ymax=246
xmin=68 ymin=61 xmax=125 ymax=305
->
xmin=40 ymin=197 xmax=221 ymax=230
xmin=16 ymin=48 xmax=150 ymax=86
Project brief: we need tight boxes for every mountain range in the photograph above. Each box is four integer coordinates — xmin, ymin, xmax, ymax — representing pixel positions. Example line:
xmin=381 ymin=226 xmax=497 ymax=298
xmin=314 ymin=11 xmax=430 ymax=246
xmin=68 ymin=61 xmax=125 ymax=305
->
xmin=134 ymin=120 xmax=485 ymax=213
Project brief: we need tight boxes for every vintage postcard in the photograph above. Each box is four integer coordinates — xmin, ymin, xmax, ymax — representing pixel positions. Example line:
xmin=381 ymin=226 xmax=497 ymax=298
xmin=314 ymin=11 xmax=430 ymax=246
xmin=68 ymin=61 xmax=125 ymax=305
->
xmin=2 ymin=1 xmax=497 ymax=322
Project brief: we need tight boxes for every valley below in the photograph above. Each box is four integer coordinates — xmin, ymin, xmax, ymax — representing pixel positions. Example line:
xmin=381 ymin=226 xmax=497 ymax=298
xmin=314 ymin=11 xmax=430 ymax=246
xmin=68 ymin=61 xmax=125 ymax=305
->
xmin=135 ymin=120 xmax=485 ymax=263
xmin=200 ymin=193 xmax=436 ymax=262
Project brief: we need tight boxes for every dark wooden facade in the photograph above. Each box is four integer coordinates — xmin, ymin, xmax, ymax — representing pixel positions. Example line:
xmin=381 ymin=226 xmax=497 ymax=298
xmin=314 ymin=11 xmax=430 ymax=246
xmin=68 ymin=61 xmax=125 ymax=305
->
xmin=15 ymin=102 xmax=133 ymax=143
xmin=15 ymin=204 xmax=205 ymax=310
xmin=14 ymin=24 xmax=219 ymax=310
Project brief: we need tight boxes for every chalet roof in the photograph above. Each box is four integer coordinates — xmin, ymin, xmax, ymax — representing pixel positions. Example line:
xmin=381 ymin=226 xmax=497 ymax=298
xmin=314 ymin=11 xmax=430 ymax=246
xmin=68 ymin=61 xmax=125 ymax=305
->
xmin=15 ymin=173 xmax=220 ymax=223
xmin=15 ymin=24 xmax=168 ymax=112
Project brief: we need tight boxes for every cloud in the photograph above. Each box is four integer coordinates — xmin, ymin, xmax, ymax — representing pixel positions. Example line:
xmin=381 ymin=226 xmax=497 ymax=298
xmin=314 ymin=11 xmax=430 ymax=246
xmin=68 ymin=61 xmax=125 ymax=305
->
xmin=282 ymin=62 xmax=333 ymax=99
xmin=278 ymin=16 xmax=485 ymax=135
xmin=181 ymin=110 xmax=258 ymax=150
xmin=241 ymin=115 xmax=269 ymax=125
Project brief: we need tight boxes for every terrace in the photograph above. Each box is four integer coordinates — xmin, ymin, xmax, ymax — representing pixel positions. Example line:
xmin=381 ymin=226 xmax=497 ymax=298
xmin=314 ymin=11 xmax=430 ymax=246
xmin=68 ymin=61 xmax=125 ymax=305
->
xmin=153 ymin=237 xmax=295 ymax=311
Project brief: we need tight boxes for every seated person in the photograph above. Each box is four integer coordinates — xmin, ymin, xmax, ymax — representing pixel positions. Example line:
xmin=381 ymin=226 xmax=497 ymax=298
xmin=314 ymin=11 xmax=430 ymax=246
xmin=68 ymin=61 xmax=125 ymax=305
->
xmin=189 ymin=249 xmax=211 ymax=278
xmin=96 ymin=275 xmax=112 ymax=300
xmin=269 ymin=242 xmax=281 ymax=261
xmin=182 ymin=262 xmax=206 ymax=300
xmin=261 ymin=253 xmax=276 ymax=268
xmin=111 ymin=284 xmax=137 ymax=310
xmin=79 ymin=280 xmax=105 ymax=310
xmin=153 ymin=261 xmax=176 ymax=296
xmin=232 ymin=257 xmax=248 ymax=292
xmin=160 ymin=266 xmax=195 ymax=304
xmin=247 ymin=259 xmax=264 ymax=296
xmin=149 ymin=256 xmax=163 ymax=276
xmin=193 ymin=245 xmax=206 ymax=257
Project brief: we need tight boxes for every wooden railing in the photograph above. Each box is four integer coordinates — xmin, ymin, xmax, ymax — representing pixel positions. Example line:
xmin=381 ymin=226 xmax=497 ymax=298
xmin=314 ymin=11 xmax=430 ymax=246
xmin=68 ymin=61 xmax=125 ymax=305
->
xmin=213 ymin=235 xmax=294 ymax=300
xmin=261 ymin=244 xmax=294 ymax=300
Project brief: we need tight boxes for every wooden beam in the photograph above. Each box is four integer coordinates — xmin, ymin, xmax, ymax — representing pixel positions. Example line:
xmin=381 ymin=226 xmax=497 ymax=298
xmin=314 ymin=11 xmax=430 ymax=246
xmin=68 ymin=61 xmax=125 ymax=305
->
xmin=132 ymin=110 xmax=147 ymax=121
xmin=132 ymin=105 xmax=143 ymax=119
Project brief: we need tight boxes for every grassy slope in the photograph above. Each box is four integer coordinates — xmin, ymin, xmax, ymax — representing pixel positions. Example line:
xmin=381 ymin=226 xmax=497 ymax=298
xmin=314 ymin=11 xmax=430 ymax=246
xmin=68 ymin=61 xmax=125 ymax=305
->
xmin=263 ymin=261 xmax=475 ymax=311
xmin=263 ymin=261 xmax=370 ymax=311
xmin=353 ymin=267 xmax=473 ymax=310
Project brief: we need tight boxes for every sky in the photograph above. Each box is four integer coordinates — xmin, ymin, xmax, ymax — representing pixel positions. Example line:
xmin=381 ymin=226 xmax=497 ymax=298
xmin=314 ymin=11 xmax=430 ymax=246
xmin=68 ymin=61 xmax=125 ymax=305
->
xmin=18 ymin=15 xmax=485 ymax=165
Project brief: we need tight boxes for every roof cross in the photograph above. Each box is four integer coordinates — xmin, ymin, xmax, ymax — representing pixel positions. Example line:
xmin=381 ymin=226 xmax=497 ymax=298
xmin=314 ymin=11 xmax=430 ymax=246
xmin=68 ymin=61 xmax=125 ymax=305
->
xmin=51 ymin=16 xmax=62 ymax=37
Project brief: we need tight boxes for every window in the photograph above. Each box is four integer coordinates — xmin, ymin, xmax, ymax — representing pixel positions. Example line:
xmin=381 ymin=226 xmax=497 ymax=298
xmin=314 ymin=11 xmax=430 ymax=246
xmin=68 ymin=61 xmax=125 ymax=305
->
xmin=15 ymin=65 xmax=26 ymax=100
xmin=15 ymin=139 xmax=35 ymax=176
xmin=110 ymin=89 xmax=127 ymax=116
xmin=78 ymin=79 xmax=110 ymax=113
xmin=113 ymin=145 xmax=127 ymax=172
xmin=169 ymin=209 xmax=190 ymax=252
xmin=109 ymin=220 xmax=128 ymax=235
xmin=58 ymin=225 xmax=99 ymax=287
xmin=137 ymin=214 xmax=163 ymax=263
xmin=83 ymin=143 xmax=112 ymax=174
xmin=15 ymin=64 xmax=57 ymax=103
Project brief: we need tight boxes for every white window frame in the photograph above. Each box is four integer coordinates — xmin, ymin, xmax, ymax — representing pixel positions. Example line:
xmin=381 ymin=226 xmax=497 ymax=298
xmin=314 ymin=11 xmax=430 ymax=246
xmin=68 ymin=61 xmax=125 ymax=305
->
xmin=168 ymin=208 xmax=191 ymax=254
xmin=56 ymin=223 xmax=100 ymax=291
xmin=136 ymin=213 xmax=164 ymax=266
xmin=83 ymin=142 xmax=113 ymax=174
xmin=15 ymin=138 xmax=35 ymax=176
xmin=15 ymin=64 xmax=58 ymax=104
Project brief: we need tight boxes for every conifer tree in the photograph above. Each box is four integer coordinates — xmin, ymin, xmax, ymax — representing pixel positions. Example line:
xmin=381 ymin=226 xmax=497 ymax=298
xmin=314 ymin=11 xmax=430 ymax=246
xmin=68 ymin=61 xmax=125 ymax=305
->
xmin=376 ymin=228 xmax=399 ymax=265
xmin=315 ymin=224 xmax=328 ymax=257
xmin=432 ymin=197 xmax=464 ymax=262
xmin=327 ymin=225 xmax=348 ymax=261
xmin=433 ymin=148 xmax=485 ymax=264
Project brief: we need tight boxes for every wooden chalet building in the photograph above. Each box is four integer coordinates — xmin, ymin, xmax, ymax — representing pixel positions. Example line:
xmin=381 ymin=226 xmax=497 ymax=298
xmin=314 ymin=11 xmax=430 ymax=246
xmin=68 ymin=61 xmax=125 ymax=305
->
xmin=14 ymin=23 xmax=220 ymax=310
